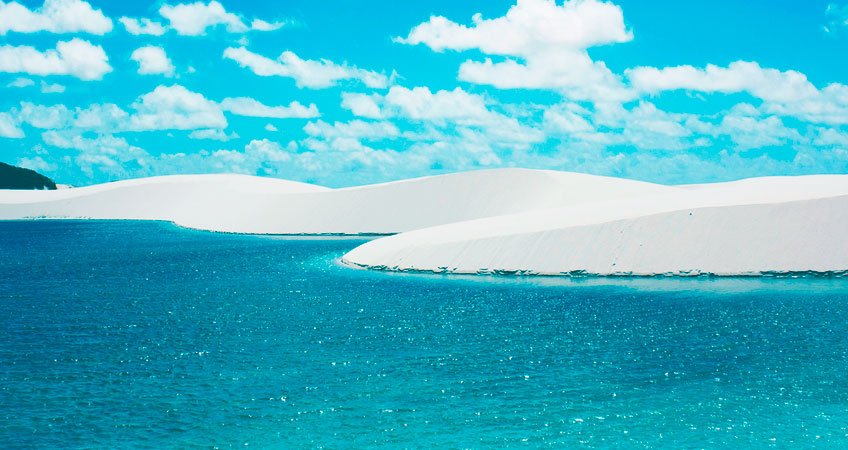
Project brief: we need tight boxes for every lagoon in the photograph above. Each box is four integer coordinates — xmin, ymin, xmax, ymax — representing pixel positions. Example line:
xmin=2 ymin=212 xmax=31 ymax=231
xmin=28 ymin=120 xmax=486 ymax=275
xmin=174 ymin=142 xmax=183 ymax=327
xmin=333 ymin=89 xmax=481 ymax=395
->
xmin=1 ymin=221 xmax=847 ymax=447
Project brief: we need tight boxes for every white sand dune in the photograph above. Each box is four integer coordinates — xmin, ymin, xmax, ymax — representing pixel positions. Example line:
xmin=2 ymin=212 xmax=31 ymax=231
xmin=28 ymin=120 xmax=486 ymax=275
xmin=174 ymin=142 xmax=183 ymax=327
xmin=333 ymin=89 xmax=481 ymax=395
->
xmin=342 ymin=175 xmax=848 ymax=276
xmin=4 ymin=169 xmax=846 ymax=276
xmin=0 ymin=169 xmax=675 ymax=234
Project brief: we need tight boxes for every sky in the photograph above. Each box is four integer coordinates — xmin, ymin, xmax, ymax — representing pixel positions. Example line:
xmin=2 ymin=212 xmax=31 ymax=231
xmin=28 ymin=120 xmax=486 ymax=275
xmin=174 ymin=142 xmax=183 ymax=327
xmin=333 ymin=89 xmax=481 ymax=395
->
xmin=1 ymin=0 xmax=848 ymax=187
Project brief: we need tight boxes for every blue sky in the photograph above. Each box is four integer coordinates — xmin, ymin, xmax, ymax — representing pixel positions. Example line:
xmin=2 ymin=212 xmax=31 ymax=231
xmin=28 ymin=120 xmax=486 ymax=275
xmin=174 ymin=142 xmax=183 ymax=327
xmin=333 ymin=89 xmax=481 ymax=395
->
xmin=1 ymin=0 xmax=847 ymax=187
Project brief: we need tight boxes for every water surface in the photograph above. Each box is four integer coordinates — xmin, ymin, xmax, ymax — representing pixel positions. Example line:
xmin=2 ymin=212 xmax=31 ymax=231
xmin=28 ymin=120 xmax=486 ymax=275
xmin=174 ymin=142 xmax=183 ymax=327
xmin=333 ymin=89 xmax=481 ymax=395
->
xmin=1 ymin=221 xmax=847 ymax=447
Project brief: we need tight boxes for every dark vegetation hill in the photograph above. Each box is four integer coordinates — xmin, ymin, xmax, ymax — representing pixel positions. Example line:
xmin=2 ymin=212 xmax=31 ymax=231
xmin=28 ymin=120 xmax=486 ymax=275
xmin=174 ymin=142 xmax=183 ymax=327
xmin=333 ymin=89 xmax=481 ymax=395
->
xmin=0 ymin=162 xmax=57 ymax=190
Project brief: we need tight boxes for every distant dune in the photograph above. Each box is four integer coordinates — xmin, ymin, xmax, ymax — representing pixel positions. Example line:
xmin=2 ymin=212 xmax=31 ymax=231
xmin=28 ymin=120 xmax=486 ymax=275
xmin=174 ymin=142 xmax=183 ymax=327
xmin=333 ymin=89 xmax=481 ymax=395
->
xmin=0 ymin=169 xmax=675 ymax=234
xmin=2 ymin=169 xmax=846 ymax=276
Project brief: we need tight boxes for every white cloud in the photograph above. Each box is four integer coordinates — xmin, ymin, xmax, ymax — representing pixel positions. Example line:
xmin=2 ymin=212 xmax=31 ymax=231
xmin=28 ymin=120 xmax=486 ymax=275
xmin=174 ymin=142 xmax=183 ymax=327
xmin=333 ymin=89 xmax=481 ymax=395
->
xmin=118 ymin=1 xmax=284 ymax=37
xmin=383 ymin=86 xmax=494 ymax=122
xmin=301 ymin=128 xmax=396 ymax=156
xmin=0 ymin=0 xmax=112 ymax=35
xmin=9 ymin=85 xmax=228 ymax=135
xmin=812 ymin=127 xmax=848 ymax=147
xmin=7 ymin=77 xmax=34 ymax=88
xmin=542 ymin=101 xmax=710 ymax=151
xmin=458 ymin=51 xmax=632 ymax=102
xmin=128 ymin=84 xmax=227 ymax=131
xmin=73 ymin=103 xmax=128 ymax=130
xmin=167 ymin=139 xmax=296 ymax=177
xmin=396 ymin=0 xmax=632 ymax=101
xmin=347 ymin=86 xmax=545 ymax=145
xmin=763 ymin=83 xmax=848 ymax=125
xmin=614 ymin=102 xmax=707 ymax=151
xmin=42 ymin=130 xmax=153 ymax=178
xmin=627 ymin=61 xmax=817 ymax=102
xmin=0 ymin=39 xmax=111 ymax=80
xmin=304 ymin=119 xmax=400 ymax=141
xmin=119 ymin=17 xmax=166 ymax=36
xmin=40 ymin=80 xmax=65 ymax=93
xmin=713 ymin=104 xmax=803 ymax=150
xmin=130 ymin=46 xmax=175 ymax=77
xmin=264 ymin=123 xmax=278 ymax=132
xmin=223 ymin=47 xmax=390 ymax=89
xmin=626 ymin=61 xmax=848 ymax=125
xmin=17 ymin=156 xmax=56 ymax=172
xmin=542 ymin=102 xmax=595 ymax=135
xmin=160 ymin=0 xmax=247 ymax=35
xmin=243 ymin=138 xmax=292 ymax=162
xmin=0 ymin=112 xmax=24 ymax=138
xmin=188 ymin=128 xmax=238 ymax=141
xmin=16 ymin=102 xmax=71 ymax=129
xmin=250 ymin=18 xmax=284 ymax=32
xmin=153 ymin=1 xmax=284 ymax=36
xmin=341 ymin=92 xmax=382 ymax=119
xmin=220 ymin=97 xmax=319 ymax=119
xmin=396 ymin=0 xmax=631 ymax=55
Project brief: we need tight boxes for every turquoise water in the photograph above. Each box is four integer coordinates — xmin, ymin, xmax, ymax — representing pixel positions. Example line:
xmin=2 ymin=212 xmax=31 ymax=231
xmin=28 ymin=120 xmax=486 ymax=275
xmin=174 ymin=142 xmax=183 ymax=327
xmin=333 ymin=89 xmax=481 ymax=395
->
xmin=2 ymin=221 xmax=848 ymax=448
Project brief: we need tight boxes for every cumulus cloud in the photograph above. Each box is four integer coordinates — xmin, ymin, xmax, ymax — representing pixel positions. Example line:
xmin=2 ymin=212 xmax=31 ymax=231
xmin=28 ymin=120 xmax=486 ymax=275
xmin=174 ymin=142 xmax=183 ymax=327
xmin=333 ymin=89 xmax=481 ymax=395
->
xmin=343 ymin=85 xmax=544 ymax=146
xmin=9 ymin=86 xmax=326 ymax=141
xmin=223 ymin=47 xmax=390 ymax=89
xmin=540 ymin=100 xmax=711 ymax=152
xmin=73 ymin=103 xmax=129 ymax=130
xmin=397 ymin=0 xmax=632 ymax=101
xmin=459 ymin=51 xmax=632 ymax=102
xmin=40 ymin=80 xmax=65 ymax=93
xmin=220 ymin=97 xmax=319 ymax=119
xmin=188 ymin=128 xmax=239 ymax=141
xmin=119 ymin=17 xmax=166 ymax=36
xmin=341 ymin=93 xmax=382 ymax=119
xmin=627 ymin=61 xmax=848 ymax=125
xmin=7 ymin=77 xmax=34 ymax=88
xmin=250 ymin=18 xmax=285 ymax=32
xmin=42 ymin=130 xmax=153 ymax=178
xmin=627 ymin=61 xmax=816 ymax=101
xmin=0 ymin=112 xmax=24 ymax=138
xmin=397 ymin=0 xmax=631 ymax=54
xmin=118 ymin=1 xmax=285 ymax=36
xmin=0 ymin=0 xmax=112 ymax=35
xmin=160 ymin=139 xmax=297 ymax=178
xmin=128 ymin=85 xmax=227 ymax=131
xmin=304 ymin=119 xmax=400 ymax=141
xmin=130 ymin=46 xmax=175 ymax=77
xmin=159 ymin=0 xmax=247 ymax=35
xmin=16 ymin=102 xmax=72 ymax=129
xmin=17 ymin=155 xmax=56 ymax=172
xmin=0 ymin=39 xmax=111 ymax=80
xmin=712 ymin=104 xmax=803 ymax=150
xmin=14 ymin=85 xmax=228 ymax=133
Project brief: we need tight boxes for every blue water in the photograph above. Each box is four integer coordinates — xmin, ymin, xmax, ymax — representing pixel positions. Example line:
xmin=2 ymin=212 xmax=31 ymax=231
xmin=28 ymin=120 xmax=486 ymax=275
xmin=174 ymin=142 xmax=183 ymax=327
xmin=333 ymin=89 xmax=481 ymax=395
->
xmin=2 ymin=221 xmax=848 ymax=448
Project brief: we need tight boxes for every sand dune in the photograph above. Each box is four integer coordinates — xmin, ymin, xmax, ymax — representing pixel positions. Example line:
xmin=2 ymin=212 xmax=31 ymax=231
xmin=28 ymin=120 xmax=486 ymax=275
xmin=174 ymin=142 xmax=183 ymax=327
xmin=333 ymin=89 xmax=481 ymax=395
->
xmin=342 ymin=175 xmax=848 ymax=276
xmin=4 ymin=169 xmax=846 ymax=276
xmin=0 ymin=169 xmax=674 ymax=234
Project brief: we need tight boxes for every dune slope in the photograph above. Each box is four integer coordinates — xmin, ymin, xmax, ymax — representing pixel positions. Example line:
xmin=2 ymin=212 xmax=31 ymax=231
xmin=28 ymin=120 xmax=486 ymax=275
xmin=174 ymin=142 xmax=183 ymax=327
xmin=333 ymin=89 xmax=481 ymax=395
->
xmin=342 ymin=175 xmax=848 ymax=276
